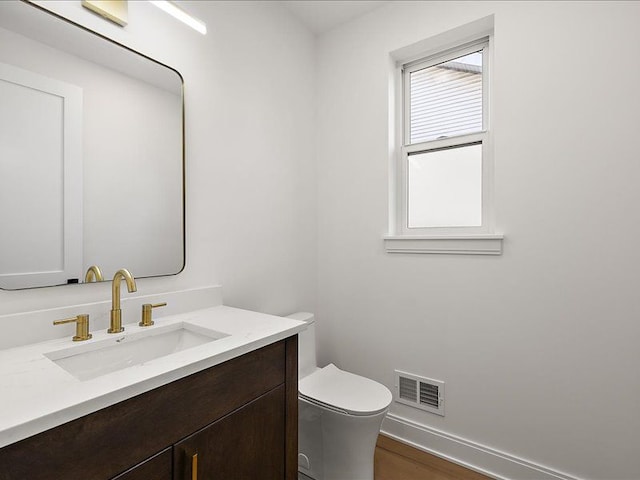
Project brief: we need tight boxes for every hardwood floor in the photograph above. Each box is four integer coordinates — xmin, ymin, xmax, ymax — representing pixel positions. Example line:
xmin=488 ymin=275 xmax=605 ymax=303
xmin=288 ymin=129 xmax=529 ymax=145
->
xmin=374 ymin=435 xmax=493 ymax=480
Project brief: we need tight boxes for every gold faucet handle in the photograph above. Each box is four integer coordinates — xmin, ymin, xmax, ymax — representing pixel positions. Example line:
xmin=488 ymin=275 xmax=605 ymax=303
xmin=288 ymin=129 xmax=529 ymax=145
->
xmin=53 ymin=314 xmax=92 ymax=341
xmin=139 ymin=303 xmax=167 ymax=327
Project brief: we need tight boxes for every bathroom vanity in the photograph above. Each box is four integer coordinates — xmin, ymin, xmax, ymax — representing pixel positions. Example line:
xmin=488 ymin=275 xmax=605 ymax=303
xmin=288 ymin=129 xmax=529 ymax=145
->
xmin=0 ymin=299 xmax=304 ymax=480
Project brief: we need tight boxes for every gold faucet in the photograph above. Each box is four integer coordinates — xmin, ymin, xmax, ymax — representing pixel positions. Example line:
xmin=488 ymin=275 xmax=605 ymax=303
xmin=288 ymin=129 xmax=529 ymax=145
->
xmin=84 ymin=265 xmax=104 ymax=283
xmin=108 ymin=269 xmax=137 ymax=333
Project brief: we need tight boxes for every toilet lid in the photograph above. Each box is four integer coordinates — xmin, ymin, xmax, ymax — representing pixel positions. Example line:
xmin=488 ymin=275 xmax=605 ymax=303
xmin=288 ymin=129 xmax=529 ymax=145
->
xmin=299 ymin=364 xmax=392 ymax=416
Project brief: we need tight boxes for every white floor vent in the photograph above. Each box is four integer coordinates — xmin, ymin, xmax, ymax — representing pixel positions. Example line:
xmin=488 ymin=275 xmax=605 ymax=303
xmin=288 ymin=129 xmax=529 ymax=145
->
xmin=395 ymin=370 xmax=445 ymax=416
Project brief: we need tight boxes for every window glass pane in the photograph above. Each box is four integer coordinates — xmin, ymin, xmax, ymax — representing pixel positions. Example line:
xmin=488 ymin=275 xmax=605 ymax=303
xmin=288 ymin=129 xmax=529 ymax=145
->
xmin=407 ymin=143 xmax=482 ymax=228
xmin=409 ymin=51 xmax=483 ymax=144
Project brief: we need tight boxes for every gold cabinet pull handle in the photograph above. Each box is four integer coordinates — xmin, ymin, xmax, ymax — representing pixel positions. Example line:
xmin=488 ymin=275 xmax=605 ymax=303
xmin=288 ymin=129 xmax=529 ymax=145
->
xmin=191 ymin=453 xmax=198 ymax=480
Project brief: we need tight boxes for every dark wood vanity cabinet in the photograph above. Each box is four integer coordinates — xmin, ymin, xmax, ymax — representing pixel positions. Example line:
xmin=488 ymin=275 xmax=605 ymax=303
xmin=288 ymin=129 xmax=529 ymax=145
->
xmin=174 ymin=386 xmax=285 ymax=480
xmin=0 ymin=336 xmax=298 ymax=480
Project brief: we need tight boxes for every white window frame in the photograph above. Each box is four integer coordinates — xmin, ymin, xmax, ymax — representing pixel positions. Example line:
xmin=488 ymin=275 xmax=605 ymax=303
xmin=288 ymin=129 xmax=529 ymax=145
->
xmin=385 ymin=28 xmax=503 ymax=255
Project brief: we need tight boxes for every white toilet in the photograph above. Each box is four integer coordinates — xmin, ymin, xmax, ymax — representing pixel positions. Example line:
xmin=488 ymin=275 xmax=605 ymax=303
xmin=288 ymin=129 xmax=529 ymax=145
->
xmin=287 ymin=313 xmax=392 ymax=480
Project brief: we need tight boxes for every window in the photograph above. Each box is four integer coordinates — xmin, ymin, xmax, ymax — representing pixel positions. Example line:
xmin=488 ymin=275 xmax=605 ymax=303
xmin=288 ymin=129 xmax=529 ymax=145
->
xmin=386 ymin=33 xmax=502 ymax=254
xmin=404 ymin=40 xmax=488 ymax=232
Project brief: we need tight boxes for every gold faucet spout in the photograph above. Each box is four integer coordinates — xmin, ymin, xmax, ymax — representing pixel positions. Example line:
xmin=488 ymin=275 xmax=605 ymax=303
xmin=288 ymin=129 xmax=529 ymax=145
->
xmin=109 ymin=269 xmax=137 ymax=333
xmin=84 ymin=265 xmax=104 ymax=283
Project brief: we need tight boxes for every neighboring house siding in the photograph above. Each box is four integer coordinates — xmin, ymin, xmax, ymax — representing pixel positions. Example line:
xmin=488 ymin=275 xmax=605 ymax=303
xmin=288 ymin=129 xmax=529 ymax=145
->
xmin=410 ymin=63 xmax=482 ymax=143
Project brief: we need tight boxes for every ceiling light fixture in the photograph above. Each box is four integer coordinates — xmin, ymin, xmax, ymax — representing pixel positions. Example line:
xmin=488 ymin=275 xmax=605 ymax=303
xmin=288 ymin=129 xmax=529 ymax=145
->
xmin=149 ymin=1 xmax=207 ymax=35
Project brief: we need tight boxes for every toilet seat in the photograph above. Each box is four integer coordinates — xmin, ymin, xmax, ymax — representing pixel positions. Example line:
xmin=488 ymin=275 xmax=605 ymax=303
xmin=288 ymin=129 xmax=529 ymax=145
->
xmin=298 ymin=364 xmax=392 ymax=416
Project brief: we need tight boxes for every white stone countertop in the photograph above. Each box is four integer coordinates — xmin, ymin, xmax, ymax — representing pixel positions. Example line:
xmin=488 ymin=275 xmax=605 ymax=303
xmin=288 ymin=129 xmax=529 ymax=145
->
xmin=0 ymin=305 xmax=306 ymax=448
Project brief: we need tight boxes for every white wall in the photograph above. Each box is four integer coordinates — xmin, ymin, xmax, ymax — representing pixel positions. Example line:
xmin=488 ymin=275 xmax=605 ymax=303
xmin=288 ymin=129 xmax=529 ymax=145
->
xmin=316 ymin=2 xmax=640 ymax=479
xmin=0 ymin=1 xmax=316 ymax=321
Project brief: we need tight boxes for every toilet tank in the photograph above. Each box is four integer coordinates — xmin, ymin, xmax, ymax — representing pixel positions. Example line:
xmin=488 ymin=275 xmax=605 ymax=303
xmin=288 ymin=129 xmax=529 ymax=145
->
xmin=286 ymin=312 xmax=317 ymax=379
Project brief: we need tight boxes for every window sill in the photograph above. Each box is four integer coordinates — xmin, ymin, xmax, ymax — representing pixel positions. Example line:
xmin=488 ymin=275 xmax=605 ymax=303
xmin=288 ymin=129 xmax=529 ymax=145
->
xmin=383 ymin=234 xmax=503 ymax=255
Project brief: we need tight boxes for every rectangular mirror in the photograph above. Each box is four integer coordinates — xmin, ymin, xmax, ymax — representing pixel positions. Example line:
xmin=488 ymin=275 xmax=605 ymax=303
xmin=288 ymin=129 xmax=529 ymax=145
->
xmin=0 ymin=1 xmax=184 ymax=289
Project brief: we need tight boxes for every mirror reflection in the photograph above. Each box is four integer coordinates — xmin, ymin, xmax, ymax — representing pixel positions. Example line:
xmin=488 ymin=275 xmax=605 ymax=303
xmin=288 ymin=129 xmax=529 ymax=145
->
xmin=0 ymin=1 xmax=184 ymax=289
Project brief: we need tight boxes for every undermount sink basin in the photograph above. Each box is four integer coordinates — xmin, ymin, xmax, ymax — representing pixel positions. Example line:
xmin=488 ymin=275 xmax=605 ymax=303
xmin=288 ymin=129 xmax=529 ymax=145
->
xmin=45 ymin=322 xmax=228 ymax=381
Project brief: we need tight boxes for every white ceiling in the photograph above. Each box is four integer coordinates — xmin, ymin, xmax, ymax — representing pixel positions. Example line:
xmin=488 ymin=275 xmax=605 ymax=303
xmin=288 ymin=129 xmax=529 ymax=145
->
xmin=281 ymin=1 xmax=389 ymax=35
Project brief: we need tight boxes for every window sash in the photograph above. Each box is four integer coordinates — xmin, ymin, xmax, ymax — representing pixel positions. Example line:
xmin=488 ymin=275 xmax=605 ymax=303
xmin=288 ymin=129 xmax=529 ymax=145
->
xmin=400 ymin=132 xmax=491 ymax=235
xmin=403 ymin=39 xmax=489 ymax=148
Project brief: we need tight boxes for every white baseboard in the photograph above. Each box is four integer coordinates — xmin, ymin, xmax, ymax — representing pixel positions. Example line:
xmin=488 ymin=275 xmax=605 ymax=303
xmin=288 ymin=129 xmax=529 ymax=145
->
xmin=381 ymin=413 xmax=581 ymax=480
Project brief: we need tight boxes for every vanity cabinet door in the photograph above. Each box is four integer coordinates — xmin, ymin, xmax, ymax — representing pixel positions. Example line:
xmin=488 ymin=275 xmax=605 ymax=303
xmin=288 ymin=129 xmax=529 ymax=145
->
xmin=110 ymin=448 xmax=172 ymax=480
xmin=174 ymin=386 xmax=285 ymax=480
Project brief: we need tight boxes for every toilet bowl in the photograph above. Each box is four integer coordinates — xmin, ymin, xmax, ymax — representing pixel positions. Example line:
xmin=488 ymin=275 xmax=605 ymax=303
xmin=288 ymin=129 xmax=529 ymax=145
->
xmin=287 ymin=313 xmax=392 ymax=480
